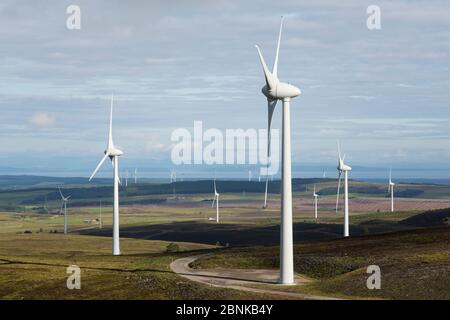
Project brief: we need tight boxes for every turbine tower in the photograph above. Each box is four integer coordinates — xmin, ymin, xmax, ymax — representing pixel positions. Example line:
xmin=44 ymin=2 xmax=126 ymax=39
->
xmin=388 ymin=168 xmax=395 ymax=212
xmin=89 ymin=94 xmax=123 ymax=256
xmin=211 ymin=179 xmax=220 ymax=223
xmin=125 ymin=170 xmax=129 ymax=188
xmin=335 ymin=142 xmax=352 ymax=237
xmin=134 ymin=168 xmax=137 ymax=184
xmin=256 ymin=16 xmax=301 ymax=284
xmin=313 ymin=185 xmax=318 ymax=219
xmin=58 ymin=188 xmax=71 ymax=234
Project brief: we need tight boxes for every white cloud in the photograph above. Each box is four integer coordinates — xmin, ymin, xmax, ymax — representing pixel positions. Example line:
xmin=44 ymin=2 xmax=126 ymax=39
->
xmin=349 ymin=95 xmax=375 ymax=101
xmin=28 ymin=112 xmax=55 ymax=129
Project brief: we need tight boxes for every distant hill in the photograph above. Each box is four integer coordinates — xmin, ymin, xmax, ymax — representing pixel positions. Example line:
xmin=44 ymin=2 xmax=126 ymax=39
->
xmin=0 ymin=175 xmax=111 ymax=189
xmin=401 ymin=208 xmax=450 ymax=227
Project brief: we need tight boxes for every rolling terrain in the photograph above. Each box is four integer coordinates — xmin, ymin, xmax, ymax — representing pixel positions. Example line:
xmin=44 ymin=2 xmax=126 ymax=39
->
xmin=0 ymin=177 xmax=449 ymax=299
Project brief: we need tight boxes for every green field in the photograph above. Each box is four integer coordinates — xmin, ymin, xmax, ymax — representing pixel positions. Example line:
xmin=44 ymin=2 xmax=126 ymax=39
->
xmin=0 ymin=178 xmax=449 ymax=300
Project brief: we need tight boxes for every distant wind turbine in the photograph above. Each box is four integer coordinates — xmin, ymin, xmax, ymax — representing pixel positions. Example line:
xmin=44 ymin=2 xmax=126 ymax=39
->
xmin=313 ymin=185 xmax=318 ymax=219
xmin=134 ymin=168 xmax=138 ymax=184
xmin=248 ymin=170 xmax=252 ymax=182
xmin=58 ymin=188 xmax=71 ymax=234
xmin=388 ymin=168 xmax=395 ymax=212
xmin=335 ymin=141 xmax=352 ymax=237
xmin=211 ymin=179 xmax=220 ymax=223
xmin=89 ymin=94 xmax=123 ymax=256
xmin=125 ymin=170 xmax=129 ymax=187
xmin=170 ymin=169 xmax=177 ymax=183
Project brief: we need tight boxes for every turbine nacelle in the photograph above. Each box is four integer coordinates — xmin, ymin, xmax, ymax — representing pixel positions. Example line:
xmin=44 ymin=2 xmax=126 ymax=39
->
xmin=337 ymin=161 xmax=352 ymax=172
xmin=105 ymin=147 xmax=123 ymax=157
xmin=261 ymin=83 xmax=301 ymax=100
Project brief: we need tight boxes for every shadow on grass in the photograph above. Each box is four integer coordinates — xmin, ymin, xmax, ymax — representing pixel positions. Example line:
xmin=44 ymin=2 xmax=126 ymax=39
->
xmin=79 ymin=221 xmax=369 ymax=246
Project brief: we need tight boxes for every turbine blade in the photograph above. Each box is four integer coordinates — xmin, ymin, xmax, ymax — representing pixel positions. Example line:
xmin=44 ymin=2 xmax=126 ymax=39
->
xmin=255 ymin=45 xmax=275 ymax=88
xmin=89 ymin=152 xmax=110 ymax=181
xmin=108 ymin=94 xmax=114 ymax=149
xmin=264 ymin=177 xmax=269 ymax=208
xmin=337 ymin=140 xmax=342 ymax=160
xmin=336 ymin=172 xmax=342 ymax=212
xmin=267 ymin=99 xmax=277 ymax=157
xmin=58 ymin=187 xmax=64 ymax=200
xmin=211 ymin=196 xmax=216 ymax=208
xmin=111 ymin=159 xmax=122 ymax=185
xmin=263 ymin=99 xmax=277 ymax=208
xmin=272 ymin=16 xmax=284 ymax=77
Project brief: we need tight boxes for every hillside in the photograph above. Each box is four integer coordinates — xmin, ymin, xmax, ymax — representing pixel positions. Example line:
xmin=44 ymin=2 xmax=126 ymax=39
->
xmin=401 ymin=208 xmax=450 ymax=227
xmin=191 ymin=227 xmax=450 ymax=299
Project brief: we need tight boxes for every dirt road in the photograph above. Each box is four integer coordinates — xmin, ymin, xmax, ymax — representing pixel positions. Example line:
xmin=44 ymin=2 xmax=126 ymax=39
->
xmin=170 ymin=255 xmax=340 ymax=300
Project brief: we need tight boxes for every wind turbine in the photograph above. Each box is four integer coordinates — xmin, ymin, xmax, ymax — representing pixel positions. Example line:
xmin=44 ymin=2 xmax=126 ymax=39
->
xmin=335 ymin=142 xmax=352 ymax=237
xmin=388 ymin=168 xmax=395 ymax=212
xmin=125 ymin=170 xmax=129 ymax=187
xmin=211 ymin=179 xmax=220 ymax=223
xmin=134 ymin=168 xmax=138 ymax=184
xmin=313 ymin=185 xmax=318 ymax=219
xmin=89 ymin=94 xmax=123 ymax=256
xmin=170 ymin=169 xmax=177 ymax=183
xmin=58 ymin=188 xmax=71 ymax=234
xmin=256 ymin=16 xmax=301 ymax=284
xmin=248 ymin=170 xmax=252 ymax=182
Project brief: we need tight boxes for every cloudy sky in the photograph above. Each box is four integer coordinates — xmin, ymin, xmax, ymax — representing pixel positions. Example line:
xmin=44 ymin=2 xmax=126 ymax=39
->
xmin=0 ymin=0 xmax=450 ymax=177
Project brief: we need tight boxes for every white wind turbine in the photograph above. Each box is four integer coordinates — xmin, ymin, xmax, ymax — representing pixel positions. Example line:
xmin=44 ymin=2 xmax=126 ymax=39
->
xmin=248 ymin=170 xmax=252 ymax=182
xmin=170 ymin=169 xmax=177 ymax=183
xmin=58 ymin=188 xmax=71 ymax=234
xmin=211 ymin=179 xmax=220 ymax=223
xmin=89 ymin=94 xmax=123 ymax=256
xmin=388 ymin=168 xmax=395 ymax=212
xmin=125 ymin=170 xmax=129 ymax=187
xmin=335 ymin=142 xmax=352 ymax=237
xmin=134 ymin=168 xmax=138 ymax=184
xmin=313 ymin=185 xmax=318 ymax=219
xmin=256 ymin=16 xmax=301 ymax=284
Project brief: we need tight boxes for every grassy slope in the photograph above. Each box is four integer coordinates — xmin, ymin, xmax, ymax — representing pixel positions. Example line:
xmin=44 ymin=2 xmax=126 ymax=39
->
xmin=401 ymin=207 xmax=450 ymax=226
xmin=191 ymin=227 xmax=450 ymax=300
xmin=0 ymin=233 xmax=281 ymax=300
